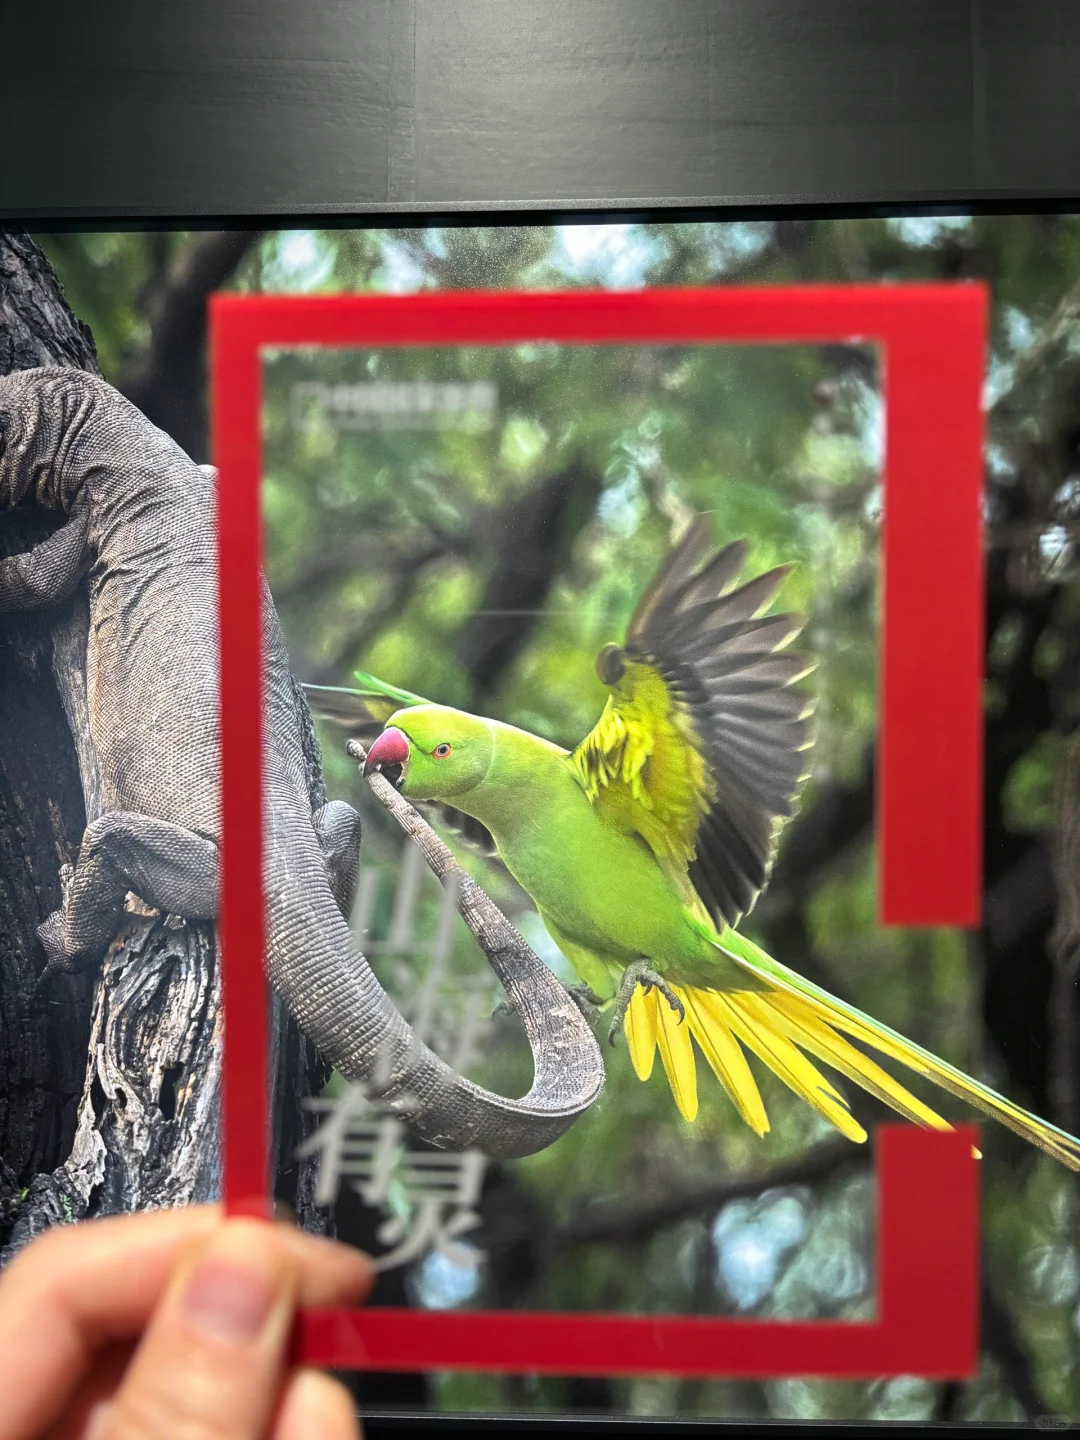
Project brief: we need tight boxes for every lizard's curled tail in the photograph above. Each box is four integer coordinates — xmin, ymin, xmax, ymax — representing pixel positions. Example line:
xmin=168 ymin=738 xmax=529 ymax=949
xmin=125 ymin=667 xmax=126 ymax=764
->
xmin=623 ymin=930 xmax=1080 ymax=1171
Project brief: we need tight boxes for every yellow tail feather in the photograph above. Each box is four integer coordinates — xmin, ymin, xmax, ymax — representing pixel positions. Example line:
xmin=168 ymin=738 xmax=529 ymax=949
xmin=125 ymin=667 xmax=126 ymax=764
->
xmin=655 ymin=989 xmax=698 ymax=1121
xmin=626 ymin=983 xmax=868 ymax=1140
xmin=625 ymin=978 xmax=1080 ymax=1171
xmin=625 ymin=984 xmax=659 ymax=1082
xmin=680 ymin=988 xmax=770 ymax=1136
xmin=704 ymin=991 xmax=867 ymax=1144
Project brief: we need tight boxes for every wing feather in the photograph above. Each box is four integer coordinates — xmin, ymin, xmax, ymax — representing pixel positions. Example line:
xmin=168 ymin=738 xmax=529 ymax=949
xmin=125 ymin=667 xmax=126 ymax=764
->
xmin=568 ymin=517 xmax=814 ymax=929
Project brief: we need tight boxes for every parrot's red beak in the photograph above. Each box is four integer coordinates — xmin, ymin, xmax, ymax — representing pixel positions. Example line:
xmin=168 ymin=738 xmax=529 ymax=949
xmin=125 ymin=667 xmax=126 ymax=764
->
xmin=364 ymin=727 xmax=410 ymax=788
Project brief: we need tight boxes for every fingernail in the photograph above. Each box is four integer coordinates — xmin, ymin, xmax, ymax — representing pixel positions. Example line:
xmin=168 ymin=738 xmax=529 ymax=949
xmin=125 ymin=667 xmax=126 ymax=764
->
xmin=178 ymin=1225 xmax=283 ymax=1345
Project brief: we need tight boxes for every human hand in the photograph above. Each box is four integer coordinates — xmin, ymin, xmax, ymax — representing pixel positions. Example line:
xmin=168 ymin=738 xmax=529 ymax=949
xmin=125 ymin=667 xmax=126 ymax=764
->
xmin=0 ymin=1206 xmax=373 ymax=1440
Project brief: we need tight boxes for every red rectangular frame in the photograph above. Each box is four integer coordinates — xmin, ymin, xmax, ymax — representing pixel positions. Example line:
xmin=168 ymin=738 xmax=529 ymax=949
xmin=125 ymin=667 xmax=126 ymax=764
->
xmin=210 ymin=285 xmax=986 ymax=1377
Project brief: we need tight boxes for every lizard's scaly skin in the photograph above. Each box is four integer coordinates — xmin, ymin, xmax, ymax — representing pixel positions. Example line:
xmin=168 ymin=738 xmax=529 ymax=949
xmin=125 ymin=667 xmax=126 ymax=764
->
xmin=0 ymin=368 xmax=603 ymax=1158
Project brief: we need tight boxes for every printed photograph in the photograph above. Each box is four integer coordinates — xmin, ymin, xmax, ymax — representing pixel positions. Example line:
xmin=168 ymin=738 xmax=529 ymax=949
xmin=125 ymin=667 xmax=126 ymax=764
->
xmin=0 ymin=220 xmax=1078 ymax=1424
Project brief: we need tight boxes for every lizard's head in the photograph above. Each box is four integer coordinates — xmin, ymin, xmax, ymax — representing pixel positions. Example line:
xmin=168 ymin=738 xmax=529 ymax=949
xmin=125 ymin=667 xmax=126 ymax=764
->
xmin=364 ymin=705 xmax=494 ymax=801
xmin=0 ymin=368 xmax=103 ymax=508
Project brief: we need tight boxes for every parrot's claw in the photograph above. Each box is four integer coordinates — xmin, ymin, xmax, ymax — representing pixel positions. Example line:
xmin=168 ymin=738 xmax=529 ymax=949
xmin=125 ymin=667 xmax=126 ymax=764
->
xmin=563 ymin=982 xmax=604 ymax=1023
xmin=607 ymin=961 xmax=684 ymax=1046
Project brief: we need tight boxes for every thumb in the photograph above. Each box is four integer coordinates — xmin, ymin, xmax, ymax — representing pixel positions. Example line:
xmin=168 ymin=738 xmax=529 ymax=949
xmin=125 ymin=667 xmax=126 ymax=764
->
xmin=103 ymin=1218 xmax=299 ymax=1440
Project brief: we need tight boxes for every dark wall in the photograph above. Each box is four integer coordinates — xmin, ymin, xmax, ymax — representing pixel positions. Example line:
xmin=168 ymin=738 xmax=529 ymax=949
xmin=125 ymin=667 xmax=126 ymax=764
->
xmin=4 ymin=0 xmax=1080 ymax=219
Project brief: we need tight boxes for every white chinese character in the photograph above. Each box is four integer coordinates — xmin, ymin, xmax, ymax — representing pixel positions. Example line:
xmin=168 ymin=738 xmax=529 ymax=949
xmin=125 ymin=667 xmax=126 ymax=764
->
xmin=298 ymin=1081 xmax=488 ymax=1272
xmin=373 ymin=1146 xmax=488 ymax=1270
xmin=295 ymin=838 xmax=501 ymax=1271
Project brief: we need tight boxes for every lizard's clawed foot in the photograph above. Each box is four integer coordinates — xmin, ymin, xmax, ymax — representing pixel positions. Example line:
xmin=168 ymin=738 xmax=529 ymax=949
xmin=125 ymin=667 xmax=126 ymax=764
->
xmin=564 ymin=982 xmax=604 ymax=1023
xmin=36 ymin=883 xmax=96 ymax=983
xmin=607 ymin=960 xmax=685 ymax=1046
xmin=494 ymin=983 xmax=602 ymax=1024
xmin=33 ymin=908 xmax=79 ymax=996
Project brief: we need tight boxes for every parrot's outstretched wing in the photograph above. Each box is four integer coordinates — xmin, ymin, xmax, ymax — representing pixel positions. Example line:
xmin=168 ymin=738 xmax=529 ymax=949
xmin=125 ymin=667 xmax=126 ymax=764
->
xmin=568 ymin=518 xmax=814 ymax=928
xmin=303 ymin=674 xmax=501 ymax=860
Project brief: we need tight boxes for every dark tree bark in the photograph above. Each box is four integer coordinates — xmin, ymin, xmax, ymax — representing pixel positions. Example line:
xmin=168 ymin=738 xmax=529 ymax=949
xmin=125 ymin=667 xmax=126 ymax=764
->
xmin=456 ymin=463 xmax=604 ymax=703
xmin=0 ymin=232 xmax=104 ymax=1238
xmin=0 ymin=231 xmax=325 ymax=1254
xmin=118 ymin=231 xmax=262 ymax=463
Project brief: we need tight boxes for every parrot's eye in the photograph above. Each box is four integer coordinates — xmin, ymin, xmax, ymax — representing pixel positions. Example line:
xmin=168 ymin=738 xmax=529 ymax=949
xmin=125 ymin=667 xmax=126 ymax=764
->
xmin=433 ymin=742 xmax=452 ymax=758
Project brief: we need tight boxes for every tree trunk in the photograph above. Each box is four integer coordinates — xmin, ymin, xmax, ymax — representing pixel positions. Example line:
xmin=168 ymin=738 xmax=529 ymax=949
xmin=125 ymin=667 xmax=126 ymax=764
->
xmin=0 ymin=231 xmax=326 ymax=1254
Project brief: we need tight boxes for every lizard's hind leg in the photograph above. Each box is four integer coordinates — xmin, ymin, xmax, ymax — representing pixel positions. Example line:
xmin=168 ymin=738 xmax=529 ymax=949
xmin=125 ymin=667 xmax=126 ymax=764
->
xmin=38 ymin=811 xmax=219 ymax=974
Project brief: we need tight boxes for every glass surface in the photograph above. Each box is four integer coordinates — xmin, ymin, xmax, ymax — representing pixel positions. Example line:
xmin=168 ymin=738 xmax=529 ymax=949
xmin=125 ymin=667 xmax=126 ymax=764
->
xmin=16 ymin=219 xmax=1080 ymax=1426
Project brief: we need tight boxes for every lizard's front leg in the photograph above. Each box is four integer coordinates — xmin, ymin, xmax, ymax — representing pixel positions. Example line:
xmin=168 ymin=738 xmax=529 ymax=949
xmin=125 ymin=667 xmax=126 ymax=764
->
xmin=0 ymin=492 xmax=90 ymax=611
xmin=38 ymin=811 xmax=218 ymax=973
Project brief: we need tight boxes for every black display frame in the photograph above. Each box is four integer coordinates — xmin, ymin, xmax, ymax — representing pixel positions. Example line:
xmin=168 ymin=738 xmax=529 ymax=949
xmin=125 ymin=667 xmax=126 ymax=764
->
xmin=4 ymin=0 xmax=1080 ymax=221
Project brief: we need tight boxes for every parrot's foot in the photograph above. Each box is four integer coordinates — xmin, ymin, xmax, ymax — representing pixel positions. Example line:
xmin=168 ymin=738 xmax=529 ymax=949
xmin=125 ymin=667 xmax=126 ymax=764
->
xmin=563 ymin=982 xmax=604 ymax=1023
xmin=607 ymin=960 xmax=684 ymax=1046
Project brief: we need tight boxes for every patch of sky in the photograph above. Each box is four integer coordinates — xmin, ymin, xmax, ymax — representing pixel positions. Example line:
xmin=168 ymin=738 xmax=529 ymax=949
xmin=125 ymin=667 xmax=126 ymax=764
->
xmin=700 ymin=221 xmax=775 ymax=274
xmin=886 ymin=214 xmax=972 ymax=248
xmin=1055 ymin=475 xmax=1080 ymax=517
xmin=1038 ymin=524 xmax=1074 ymax=580
xmin=597 ymin=469 xmax=644 ymax=538
xmin=412 ymin=1245 xmax=483 ymax=1310
xmin=769 ymin=1176 xmax=871 ymax=1316
xmin=712 ymin=1189 xmax=809 ymax=1310
xmin=266 ymin=231 xmax=334 ymax=292
xmin=550 ymin=224 xmax=665 ymax=290
xmin=315 ymin=468 xmax=362 ymax=511
xmin=857 ymin=381 xmax=885 ymax=469
xmin=1024 ymin=1242 xmax=1080 ymax=1307
xmin=985 ymin=442 xmax=1016 ymax=482
xmin=379 ymin=238 xmax=428 ymax=294
xmin=1003 ymin=305 xmax=1037 ymax=353
xmin=984 ymin=306 xmax=1038 ymax=408
xmin=638 ymin=410 xmax=663 ymax=442
xmin=983 ymin=354 xmax=1014 ymax=409
xmin=766 ymin=1377 xmax=829 ymax=1420
xmin=867 ymin=1377 xmax=936 ymax=1422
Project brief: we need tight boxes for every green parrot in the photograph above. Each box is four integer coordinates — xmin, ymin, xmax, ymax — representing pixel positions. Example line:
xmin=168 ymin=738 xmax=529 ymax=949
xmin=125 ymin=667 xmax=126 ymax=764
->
xmin=309 ymin=519 xmax=1080 ymax=1170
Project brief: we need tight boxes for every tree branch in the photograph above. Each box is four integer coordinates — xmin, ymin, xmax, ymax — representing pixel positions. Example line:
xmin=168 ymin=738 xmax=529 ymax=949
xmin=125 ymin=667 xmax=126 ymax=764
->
xmin=119 ymin=231 xmax=262 ymax=461
xmin=553 ymin=1138 xmax=860 ymax=1250
xmin=456 ymin=463 xmax=604 ymax=698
